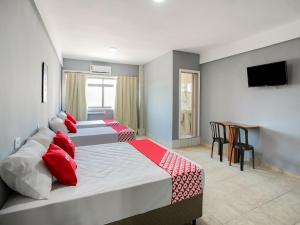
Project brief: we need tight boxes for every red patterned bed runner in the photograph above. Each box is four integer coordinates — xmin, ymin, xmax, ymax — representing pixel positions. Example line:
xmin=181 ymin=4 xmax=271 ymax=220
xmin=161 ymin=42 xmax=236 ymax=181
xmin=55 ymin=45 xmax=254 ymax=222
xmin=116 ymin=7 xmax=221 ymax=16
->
xmin=103 ymin=120 xmax=120 ymax=126
xmin=129 ymin=139 xmax=203 ymax=204
xmin=111 ymin=125 xmax=135 ymax=142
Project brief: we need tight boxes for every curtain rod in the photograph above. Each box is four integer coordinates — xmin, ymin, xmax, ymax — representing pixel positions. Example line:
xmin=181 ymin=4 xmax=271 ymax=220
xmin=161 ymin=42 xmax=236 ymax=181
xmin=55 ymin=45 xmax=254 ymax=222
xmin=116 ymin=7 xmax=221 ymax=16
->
xmin=63 ymin=70 xmax=118 ymax=78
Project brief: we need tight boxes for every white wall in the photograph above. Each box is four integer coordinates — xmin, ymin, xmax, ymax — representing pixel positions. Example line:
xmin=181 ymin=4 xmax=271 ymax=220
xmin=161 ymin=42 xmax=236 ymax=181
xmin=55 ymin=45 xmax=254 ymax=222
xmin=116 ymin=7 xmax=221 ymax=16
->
xmin=144 ymin=52 xmax=173 ymax=147
xmin=0 ymin=0 xmax=61 ymax=159
xmin=200 ymin=38 xmax=300 ymax=175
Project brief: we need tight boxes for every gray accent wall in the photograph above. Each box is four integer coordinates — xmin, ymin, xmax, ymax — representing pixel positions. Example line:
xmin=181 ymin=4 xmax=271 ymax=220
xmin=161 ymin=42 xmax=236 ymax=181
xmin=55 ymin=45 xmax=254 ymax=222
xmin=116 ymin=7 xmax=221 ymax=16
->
xmin=172 ymin=51 xmax=200 ymax=140
xmin=0 ymin=0 xmax=61 ymax=159
xmin=63 ymin=58 xmax=139 ymax=76
xmin=144 ymin=52 xmax=173 ymax=147
xmin=200 ymin=38 xmax=300 ymax=175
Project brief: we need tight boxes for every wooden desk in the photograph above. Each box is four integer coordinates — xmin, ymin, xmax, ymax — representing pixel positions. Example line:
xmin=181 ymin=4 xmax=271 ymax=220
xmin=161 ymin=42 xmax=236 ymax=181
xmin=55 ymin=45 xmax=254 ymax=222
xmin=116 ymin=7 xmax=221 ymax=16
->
xmin=222 ymin=121 xmax=259 ymax=163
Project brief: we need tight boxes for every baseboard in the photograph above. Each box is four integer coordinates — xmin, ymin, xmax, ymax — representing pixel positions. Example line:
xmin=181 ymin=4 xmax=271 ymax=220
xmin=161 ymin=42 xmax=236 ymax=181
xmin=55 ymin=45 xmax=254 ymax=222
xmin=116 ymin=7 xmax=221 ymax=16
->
xmin=137 ymin=128 xmax=146 ymax=136
xmin=172 ymin=137 xmax=201 ymax=148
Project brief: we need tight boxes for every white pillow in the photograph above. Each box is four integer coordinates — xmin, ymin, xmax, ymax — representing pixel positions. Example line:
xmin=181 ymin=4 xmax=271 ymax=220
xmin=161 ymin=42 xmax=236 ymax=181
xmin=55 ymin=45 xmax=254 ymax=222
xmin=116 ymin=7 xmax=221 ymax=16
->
xmin=57 ymin=111 xmax=67 ymax=120
xmin=30 ymin=127 xmax=55 ymax=148
xmin=0 ymin=140 xmax=52 ymax=199
xmin=49 ymin=117 xmax=69 ymax=134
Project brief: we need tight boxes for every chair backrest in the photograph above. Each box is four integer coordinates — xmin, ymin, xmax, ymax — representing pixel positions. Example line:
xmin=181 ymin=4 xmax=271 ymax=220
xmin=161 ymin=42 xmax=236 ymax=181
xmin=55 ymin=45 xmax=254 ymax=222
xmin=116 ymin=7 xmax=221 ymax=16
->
xmin=209 ymin=122 xmax=227 ymax=140
xmin=229 ymin=125 xmax=249 ymax=145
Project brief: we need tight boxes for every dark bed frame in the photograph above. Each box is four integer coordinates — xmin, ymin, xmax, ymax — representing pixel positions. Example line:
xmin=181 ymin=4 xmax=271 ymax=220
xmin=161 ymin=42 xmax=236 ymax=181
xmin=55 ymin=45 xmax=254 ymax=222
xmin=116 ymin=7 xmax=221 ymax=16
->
xmin=107 ymin=194 xmax=203 ymax=225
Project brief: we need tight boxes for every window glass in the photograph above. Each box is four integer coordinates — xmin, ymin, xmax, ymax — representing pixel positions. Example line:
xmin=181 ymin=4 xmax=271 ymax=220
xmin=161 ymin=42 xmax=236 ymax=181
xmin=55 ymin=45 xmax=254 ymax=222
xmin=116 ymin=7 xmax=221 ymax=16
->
xmin=86 ymin=78 xmax=116 ymax=109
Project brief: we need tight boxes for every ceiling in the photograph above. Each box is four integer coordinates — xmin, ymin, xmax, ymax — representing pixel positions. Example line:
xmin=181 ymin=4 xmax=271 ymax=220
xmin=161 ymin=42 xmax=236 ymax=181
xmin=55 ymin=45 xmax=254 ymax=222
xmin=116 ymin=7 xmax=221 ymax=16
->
xmin=35 ymin=0 xmax=300 ymax=65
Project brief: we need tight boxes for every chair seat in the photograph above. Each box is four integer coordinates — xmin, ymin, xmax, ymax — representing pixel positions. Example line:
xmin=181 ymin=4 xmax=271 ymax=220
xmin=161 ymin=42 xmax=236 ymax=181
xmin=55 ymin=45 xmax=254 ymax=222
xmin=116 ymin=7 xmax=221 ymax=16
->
xmin=234 ymin=143 xmax=254 ymax=150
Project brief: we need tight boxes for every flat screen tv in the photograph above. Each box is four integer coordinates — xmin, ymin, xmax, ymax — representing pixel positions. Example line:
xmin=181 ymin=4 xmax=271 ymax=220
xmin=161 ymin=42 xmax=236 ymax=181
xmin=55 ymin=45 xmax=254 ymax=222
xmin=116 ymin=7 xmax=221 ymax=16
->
xmin=247 ymin=61 xmax=287 ymax=87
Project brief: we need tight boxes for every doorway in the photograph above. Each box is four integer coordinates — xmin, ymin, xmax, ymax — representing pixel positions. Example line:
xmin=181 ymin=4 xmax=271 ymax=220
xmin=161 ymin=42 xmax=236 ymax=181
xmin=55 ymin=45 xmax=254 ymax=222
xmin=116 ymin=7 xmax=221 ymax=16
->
xmin=179 ymin=70 xmax=200 ymax=139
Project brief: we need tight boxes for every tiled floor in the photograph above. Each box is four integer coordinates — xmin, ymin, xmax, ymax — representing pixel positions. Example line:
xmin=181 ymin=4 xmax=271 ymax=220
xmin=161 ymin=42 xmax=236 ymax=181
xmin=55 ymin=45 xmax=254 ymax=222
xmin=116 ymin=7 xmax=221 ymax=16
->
xmin=174 ymin=145 xmax=300 ymax=225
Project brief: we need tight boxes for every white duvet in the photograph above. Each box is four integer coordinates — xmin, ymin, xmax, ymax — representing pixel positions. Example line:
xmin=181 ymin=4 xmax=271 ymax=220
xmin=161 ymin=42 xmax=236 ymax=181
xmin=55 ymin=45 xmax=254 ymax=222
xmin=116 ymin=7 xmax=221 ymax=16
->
xmin=0 ymin=142 xmax=171 ymax=225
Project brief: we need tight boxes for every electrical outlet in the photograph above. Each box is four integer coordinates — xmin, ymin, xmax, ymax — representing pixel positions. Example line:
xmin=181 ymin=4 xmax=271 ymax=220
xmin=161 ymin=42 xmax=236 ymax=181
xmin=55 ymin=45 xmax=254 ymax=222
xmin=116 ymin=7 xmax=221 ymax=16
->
xmin=14 ymin=137 xmax=21 ymax=150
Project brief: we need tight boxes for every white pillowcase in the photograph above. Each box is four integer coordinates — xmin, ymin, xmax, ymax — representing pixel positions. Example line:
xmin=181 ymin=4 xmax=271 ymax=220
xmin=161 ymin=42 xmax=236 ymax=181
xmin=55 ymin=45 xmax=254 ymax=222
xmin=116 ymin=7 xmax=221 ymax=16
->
xmin=30 ymin=127 xmax=56 ymax=148
xmin=57 ymin=111 xmax=67 ymax=120
xmin=49 ymin=117 xmax=69 ymax=134
xmin=0 ymin=140 xmax=52 ymax=199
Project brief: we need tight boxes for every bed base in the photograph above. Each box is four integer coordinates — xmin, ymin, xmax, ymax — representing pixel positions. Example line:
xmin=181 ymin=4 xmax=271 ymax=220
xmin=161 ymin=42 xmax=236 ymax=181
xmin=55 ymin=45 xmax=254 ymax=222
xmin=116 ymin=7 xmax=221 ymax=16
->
xmin=107 ymin=194 xmax=203 ymax=225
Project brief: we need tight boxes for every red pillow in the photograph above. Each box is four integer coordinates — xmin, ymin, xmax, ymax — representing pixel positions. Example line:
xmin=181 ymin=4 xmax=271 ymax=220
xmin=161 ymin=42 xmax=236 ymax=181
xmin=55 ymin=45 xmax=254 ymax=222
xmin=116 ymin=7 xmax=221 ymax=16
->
xmin=53 ymin=131 xmax=76 ymax=158
xmin=43 ymin=144 xmax=77 ymax=186
xmin=67 ymin=114 xmax=77 ymax=124
xmin=65 ymin=119 xmax=77 ymax=133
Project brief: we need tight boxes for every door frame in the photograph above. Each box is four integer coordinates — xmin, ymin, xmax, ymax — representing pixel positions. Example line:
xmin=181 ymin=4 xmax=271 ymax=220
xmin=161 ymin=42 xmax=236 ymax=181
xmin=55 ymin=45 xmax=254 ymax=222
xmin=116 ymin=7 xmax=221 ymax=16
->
xmin=178 ymin=69 xmax=201 ymax=139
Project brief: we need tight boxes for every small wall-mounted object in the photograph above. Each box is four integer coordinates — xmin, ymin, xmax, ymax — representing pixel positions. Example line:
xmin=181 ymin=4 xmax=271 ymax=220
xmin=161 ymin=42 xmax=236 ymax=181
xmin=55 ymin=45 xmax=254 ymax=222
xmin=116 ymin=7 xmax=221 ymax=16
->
xmin=42 ymin=62 xmax=48 ymax=103
xmin=14 ymin=137 xmax=21 ymax=150
xmin=90 ymin=65 xmax=111 ymax=75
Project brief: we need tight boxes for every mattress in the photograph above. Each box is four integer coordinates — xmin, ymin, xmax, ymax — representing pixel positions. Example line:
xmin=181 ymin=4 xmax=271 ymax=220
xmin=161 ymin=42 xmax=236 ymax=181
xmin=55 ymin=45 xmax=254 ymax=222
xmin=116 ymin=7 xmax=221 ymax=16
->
xmin=76 ymin=120 xmax=106 ymax=129
xmin=0 ymin=142 xmax=172 ymax=225
xmin=68 ymin=127 xmax=118 ymax=146
xmin=77 ymin=120 xmax=120 ymax=129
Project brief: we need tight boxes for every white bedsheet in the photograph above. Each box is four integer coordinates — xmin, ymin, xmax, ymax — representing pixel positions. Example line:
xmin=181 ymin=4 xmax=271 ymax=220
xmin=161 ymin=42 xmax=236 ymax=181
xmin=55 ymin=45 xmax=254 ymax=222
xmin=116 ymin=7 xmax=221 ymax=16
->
xmin=0 ymin=142 xmax=172 ymax=225
xmin=68 ymin=127 xmax=118 ymax=146
xmin=76 ymin=120 xmax=106 ymax=129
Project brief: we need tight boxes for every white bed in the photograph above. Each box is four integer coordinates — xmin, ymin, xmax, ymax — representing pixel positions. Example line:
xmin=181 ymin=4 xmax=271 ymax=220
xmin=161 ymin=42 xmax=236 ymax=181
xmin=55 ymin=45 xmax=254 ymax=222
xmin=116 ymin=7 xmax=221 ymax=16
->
xmin=68 ymin=127 xmax=119 ymax=146
xmin=76 ymin=120 xmax=119 ymax=129
xmin=76 ymin=120 xmax=107 ymax=129
xmin=0 ymin=142 xmax=172 ymax=225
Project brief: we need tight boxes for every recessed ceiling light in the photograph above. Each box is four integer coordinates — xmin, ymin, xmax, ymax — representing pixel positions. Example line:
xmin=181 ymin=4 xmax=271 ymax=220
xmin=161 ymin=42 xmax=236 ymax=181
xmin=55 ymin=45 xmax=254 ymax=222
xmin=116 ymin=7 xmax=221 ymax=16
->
xmin=153 ymin=0 xmax=165 ymax=3
xmin=109 ymin=47 xmax=117 ymax=53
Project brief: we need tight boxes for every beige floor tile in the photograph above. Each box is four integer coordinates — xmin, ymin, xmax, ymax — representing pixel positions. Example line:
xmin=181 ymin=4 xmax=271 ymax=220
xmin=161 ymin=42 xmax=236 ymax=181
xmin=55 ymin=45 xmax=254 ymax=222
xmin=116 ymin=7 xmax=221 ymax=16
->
xmin=245 ymin=209 xmax=288 ymax=225
xmin=173 ymin=144 xmax=300 ymax=225
xmin=226 ymin=216 xmax=256 ymax=225
xmin=196 ymin=213 xmax=223 ymax=225
xmin=260 ymin=191 xmax=300 ymax=225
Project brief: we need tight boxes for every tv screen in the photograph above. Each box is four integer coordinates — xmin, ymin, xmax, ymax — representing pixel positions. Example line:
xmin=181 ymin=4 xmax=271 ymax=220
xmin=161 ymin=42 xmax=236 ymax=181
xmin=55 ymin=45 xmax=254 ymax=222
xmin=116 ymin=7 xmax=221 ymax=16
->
xmin=247 ymin=61 xmax=287 ymax=87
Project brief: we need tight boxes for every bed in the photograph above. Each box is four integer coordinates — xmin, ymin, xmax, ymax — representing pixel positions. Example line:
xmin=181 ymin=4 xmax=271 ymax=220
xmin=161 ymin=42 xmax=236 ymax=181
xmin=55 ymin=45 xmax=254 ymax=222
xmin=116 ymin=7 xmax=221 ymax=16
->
xmin=68 ymin=126 xmax=135 ymax=146
xmin=76 ymin=120 xmax=120 ymax=129
xmin=0 ymin=140 xmax=204 ymax=225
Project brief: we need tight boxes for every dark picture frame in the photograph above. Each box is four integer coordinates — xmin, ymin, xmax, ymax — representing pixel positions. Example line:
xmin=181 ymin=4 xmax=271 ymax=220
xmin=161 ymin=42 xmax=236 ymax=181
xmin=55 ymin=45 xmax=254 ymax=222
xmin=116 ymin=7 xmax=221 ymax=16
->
xmin=42 ymin=62 xmax=48 ymax=103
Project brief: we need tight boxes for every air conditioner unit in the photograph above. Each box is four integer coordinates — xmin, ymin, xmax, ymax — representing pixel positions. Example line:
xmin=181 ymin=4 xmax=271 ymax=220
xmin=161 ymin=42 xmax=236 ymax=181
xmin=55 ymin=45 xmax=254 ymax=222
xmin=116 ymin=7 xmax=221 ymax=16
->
xmin=90 ymin=65 xmax=111 ymax=75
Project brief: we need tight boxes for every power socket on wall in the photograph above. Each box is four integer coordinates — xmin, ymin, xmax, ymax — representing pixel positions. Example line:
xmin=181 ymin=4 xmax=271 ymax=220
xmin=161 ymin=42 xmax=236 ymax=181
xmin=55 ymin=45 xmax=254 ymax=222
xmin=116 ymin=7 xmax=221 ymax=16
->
xmin=14 ymin=137 xmax=22 ymax=150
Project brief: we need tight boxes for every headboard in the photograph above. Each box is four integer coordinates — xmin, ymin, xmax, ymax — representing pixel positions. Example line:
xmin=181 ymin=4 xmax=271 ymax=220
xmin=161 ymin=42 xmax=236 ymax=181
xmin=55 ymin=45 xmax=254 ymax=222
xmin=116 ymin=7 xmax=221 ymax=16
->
xmin=0 ymin=178 xmax=10 ymax=209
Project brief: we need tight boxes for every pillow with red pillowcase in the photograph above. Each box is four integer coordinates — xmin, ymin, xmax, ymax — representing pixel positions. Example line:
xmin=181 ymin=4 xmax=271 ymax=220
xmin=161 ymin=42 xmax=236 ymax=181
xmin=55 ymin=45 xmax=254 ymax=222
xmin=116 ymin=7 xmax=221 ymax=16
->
xmin=64 ymin=118 xmax=77 ymax=133
xmin=42 ymin=144 xmax=77 ymax=186
xmin=67 ymin=114 xmax=77 ymax=124
xmin=53 ymin=131 xmax=75 ymax=158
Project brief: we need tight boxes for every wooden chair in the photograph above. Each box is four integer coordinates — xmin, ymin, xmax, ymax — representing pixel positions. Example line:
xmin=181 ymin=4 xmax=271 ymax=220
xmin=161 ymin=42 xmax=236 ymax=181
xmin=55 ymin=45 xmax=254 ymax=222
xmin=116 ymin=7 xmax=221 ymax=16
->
xmin=229 ymin=125 xmax=255 ymax=171
xmin=209 ymin=122 xmax=228 ymax=162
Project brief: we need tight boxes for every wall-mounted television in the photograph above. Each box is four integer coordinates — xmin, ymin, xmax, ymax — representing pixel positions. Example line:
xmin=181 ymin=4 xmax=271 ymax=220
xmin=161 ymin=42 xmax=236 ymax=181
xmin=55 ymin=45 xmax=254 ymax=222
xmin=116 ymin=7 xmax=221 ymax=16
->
xmin=247 ymin=61 xmax=287 ymax=87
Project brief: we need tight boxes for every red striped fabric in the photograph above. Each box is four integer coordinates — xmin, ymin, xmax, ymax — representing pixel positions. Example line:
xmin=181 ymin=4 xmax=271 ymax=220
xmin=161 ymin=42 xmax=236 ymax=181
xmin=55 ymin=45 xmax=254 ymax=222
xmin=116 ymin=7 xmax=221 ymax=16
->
xmin=129 ymin=139 xmax=203 ymax=204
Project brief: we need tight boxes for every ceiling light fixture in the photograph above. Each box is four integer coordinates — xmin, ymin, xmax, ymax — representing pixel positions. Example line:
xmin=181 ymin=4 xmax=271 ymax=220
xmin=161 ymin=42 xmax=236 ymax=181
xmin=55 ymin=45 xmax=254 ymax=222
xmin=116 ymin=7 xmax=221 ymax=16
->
xmin=153 ymin=0 xmax=165 ymax=3
xmin=109 ymin=47 xmax=117 ymax=53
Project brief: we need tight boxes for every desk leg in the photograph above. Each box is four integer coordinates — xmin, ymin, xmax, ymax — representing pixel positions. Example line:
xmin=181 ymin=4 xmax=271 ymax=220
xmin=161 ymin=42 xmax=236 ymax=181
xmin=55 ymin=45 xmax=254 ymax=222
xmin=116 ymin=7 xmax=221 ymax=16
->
xmin=228 ymin=128 xmax=238 ymax=163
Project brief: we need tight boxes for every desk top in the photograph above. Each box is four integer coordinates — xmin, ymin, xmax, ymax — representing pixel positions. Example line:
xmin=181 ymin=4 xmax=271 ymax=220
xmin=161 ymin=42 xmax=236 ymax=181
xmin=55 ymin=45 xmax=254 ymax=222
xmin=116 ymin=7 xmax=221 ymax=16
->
xmin=222 ymin=121 xmax=259 ymax=129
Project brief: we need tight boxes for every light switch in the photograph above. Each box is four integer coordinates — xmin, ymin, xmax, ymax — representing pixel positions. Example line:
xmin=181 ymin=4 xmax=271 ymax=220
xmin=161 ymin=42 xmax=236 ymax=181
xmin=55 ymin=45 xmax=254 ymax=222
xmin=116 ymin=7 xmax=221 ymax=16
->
xmin=14 ymin=137 xmax=21 ymax=150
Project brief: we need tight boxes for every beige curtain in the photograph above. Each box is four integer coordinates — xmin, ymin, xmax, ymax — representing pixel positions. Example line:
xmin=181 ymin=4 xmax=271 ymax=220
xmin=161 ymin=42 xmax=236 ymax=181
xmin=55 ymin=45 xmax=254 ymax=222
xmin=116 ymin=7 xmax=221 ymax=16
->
xmin=64 ymin=72 xmax=87 ymax=121
xmin=115 ymin=76 xmax=138 ymax=131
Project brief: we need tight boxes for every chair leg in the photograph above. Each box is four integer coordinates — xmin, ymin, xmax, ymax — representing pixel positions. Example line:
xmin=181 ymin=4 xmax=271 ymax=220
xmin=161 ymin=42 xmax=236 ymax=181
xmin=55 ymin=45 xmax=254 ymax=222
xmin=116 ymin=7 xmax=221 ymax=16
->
xmin=252 ymin=149 xmax=255 ymax=169
xmin=229 ymin=146 xmax=234 ymax=166
xmin=211 ymin=141 xmax=215 ymax=158
xmin=192 ymin=219 xmax=196 ymax=225
xmin=240 ymin=150 xmax=244 ymax=171
xmin=219 ymin=143 xmax=223 ymax=162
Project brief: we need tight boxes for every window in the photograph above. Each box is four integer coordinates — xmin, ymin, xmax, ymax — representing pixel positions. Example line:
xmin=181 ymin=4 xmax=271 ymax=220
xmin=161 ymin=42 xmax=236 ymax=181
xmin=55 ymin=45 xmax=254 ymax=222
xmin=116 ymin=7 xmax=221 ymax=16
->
xmin=86 ymin=77 xmax=116 ymax=110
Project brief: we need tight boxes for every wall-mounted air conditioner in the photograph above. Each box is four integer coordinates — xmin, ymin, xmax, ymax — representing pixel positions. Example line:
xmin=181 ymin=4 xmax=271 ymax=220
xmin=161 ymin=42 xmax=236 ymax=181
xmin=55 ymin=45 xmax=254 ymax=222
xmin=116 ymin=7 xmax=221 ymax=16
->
xmin=90 ymin=65 xmax=112 ymax=75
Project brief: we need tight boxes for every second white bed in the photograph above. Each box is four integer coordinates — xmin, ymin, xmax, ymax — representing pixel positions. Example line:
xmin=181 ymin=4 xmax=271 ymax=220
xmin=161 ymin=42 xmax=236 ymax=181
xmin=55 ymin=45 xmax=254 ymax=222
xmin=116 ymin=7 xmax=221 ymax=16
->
xmin=68 ymin=127 xmax=119 ymax=146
